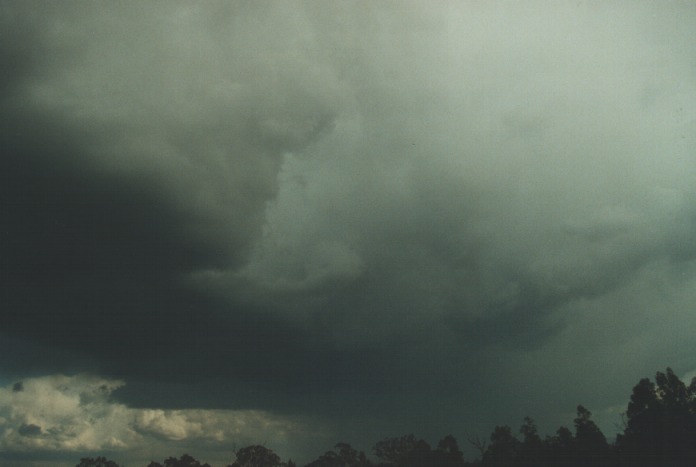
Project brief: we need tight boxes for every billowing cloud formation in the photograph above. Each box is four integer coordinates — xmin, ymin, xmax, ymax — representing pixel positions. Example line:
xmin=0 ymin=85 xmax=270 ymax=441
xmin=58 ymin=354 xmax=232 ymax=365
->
xmin=1 ymin=1 xmax=696 ymax=464
xmin=2 ymin=1 xmax=341 ymax=266
xmin=0 ymin=1 xmax=344 ymax=386
xmin=0 ymin=375 xmax=307 ymax=463
xmin=236 ymin=3 xmax=696 ymax=341
xmin=0 ymin=375 xmax=134 ymax=452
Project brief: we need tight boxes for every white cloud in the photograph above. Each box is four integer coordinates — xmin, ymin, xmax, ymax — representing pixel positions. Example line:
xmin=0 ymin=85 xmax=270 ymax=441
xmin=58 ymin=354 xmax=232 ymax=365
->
xmin=0 ymin=374 xmax=134 ymax=452
xmin=0 ymin=375 xmax=306 ymax=455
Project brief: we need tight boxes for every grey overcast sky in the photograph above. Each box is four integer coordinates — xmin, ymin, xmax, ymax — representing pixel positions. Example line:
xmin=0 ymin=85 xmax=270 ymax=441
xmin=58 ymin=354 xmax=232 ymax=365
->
xmin=1 ymin=1 xmax=696 ymax=465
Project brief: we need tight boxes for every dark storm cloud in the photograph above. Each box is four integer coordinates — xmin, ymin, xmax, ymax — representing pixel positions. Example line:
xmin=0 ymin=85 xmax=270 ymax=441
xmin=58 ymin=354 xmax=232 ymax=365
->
xmin=2 ymin=1 xmax=696 ymax=463
xmin=0 ymin=93 xmax=352 ymax=409
xmin=0 ymin=2 xmax=456 ymax=421
xmin=0 ymin=1 xmax=339 ymax=386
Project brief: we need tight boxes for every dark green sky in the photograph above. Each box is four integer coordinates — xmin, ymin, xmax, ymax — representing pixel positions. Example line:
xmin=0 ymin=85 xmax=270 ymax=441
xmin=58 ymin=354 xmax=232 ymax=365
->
xmin=1 ymin=1 xmax=696 ymax=465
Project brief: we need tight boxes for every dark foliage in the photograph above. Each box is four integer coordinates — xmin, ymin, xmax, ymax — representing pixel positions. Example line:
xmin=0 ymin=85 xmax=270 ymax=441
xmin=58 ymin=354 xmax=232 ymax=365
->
xmin=76 ymin=457 xmax=121 ymax=467
xmin=74 ymin=367 xmax=696 ymax=467
xmin=148 ymin=454 xmax=211 ymax=467
xmin=615 ymin=367 xmax=696 ymax=467
xmin=305 ymin=442 xmax=371 ymax=467
xmin=372 ymin=434 xmax=467 ymax=467
xmin=228 ymin=445 xmax=282 ymax=467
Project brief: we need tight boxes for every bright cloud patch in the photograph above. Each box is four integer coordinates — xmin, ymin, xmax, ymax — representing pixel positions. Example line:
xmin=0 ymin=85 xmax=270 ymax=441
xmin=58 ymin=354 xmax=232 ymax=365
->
xmin=0 ymin=375 xmax=303 ymax=454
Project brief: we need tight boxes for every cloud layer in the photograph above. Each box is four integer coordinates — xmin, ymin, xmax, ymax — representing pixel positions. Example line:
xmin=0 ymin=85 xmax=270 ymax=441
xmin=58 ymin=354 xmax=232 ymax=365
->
xmin=0 ymin=375 xmax=310 ymax=464
xmin=1 ymin=0 xmax=696 ymax=463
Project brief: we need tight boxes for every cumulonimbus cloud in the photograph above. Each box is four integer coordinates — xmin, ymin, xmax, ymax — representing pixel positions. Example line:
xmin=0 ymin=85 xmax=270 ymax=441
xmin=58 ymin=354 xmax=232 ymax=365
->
xmin=1 ymin=2 xmax=696 ymax=463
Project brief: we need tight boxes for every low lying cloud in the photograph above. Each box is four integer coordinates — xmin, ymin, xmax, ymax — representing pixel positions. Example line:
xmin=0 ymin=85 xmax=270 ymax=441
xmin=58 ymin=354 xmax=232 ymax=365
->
xmin=0 ymin=375 xmax=307 ymax=459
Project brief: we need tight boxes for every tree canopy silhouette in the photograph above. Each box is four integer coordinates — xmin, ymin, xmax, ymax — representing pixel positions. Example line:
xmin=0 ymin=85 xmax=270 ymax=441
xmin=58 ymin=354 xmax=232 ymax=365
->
xmin=147 ymin=453 xmax=211 ymax=467
xmin=76 ymin=457 xmax=120 ymax=467
xmin=305 ymin=442 xmax=370 ymax=467
xmin=71 ymin=367 xmax=696 ymax=467
xmin=616 ymin=367 xmax=696 ymax=466
xmin=228 ymin=445 xmax=282 ymax=467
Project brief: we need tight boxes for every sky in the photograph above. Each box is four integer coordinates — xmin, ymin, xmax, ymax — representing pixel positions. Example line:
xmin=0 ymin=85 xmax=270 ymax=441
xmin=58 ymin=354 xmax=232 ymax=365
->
xmin=1 ymin=0 xmax=696 ymax=465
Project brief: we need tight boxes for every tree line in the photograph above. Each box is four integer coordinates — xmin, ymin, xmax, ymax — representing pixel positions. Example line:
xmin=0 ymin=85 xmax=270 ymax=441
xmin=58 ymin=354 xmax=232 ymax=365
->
xmin=76 ymin=367 xmax=696 ymax=467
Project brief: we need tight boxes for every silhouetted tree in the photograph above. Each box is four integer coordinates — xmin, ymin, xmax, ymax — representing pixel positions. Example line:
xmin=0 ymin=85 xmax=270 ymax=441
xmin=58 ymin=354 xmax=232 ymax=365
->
xmin=616 ymin=367 xmax=696 ymax=466
xmin=656 ymin=367 xmax=696 ymax=462
xmin=572 ymin=405 xmax=608 ymax=467
xmin=229 ymin=445 xmax=281 ymax=467
xmin=434 ymin=435 xmax=466 ymax=467
xmin=162 ymin=454 xmax=211 ymax=467
xmin=466 ymin=433 xmax=488 ymax=460
xmin=543 ymin=426 xmax=574 ymax=467
xmin=516 ymin=417 xmax=542 ymax=467
xmin=482 ymin=426 xmax=518 ymax=467
xmin=373 ymin=434 xmax=433 ymax=467
xmin=75 ymin=457 xmax=120 ymax=467
xmin=616 ymin=376 xmax=661 ymax=464
xmin=305 ymin=442 xmax=371 ymax=467
xmin=70 ymin=367 xmax=696 ymax=467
